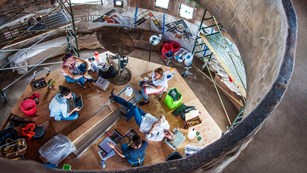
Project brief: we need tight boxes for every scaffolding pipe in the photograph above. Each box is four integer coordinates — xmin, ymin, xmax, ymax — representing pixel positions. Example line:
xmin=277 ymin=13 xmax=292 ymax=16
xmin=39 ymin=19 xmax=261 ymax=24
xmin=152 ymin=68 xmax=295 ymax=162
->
xmin=0 ymin=61 xmax=62 ymax=71
xmin=206 ymin=64 xmax=232 ymax=125
xmin=2 ymin=39 xmax=74 ymax=91
xmin=0 ymin=46 xmax=68 ymax=52
xmin=0 ymin=0 xmax=49 ymax=15
xmin=0 ymin=33 xmax=51 ymax=69
xmin=193 ymin=64 xmax=245 ymax=107
xmin=1 ymin=5 xmax=60 ymax=48
xmin=68 ymin=0 xmax=79 ymax=57
xmin=58 ymin=0 xmax=72 ymax=16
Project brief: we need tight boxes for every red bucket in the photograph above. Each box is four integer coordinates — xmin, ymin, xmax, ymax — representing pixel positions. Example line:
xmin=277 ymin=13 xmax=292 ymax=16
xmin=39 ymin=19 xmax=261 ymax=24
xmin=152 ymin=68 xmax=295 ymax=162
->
xmin=162 ymin=43 xmax=173 ymax=59
xmin=171 ymin=41 xmax=180 ymax=53
xmin=20 ymin=99 xmax=37 ymax=117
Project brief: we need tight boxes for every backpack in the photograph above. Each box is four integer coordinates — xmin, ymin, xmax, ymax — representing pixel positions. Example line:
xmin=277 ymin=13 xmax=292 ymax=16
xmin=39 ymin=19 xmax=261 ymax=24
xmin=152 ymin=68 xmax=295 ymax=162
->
xmin=98 ymin=65 xmax=117 ymax=79
xmin=0 ymin=128 xmax=18 ymax=146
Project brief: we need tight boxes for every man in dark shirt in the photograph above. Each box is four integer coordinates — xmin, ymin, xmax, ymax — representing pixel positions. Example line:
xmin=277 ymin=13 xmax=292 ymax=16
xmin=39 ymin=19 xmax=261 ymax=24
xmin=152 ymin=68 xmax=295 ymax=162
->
xmin=108 ymin=135 xmax=148 ymax=166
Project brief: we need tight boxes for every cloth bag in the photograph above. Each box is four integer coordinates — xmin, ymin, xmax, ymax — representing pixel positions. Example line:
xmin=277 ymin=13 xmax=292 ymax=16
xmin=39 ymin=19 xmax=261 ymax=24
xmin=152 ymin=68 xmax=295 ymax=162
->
xmin=0 ymin=138 xmax=27 ymax=159
xmin=39 ymin=134 xmax=76 ymax=166
xmin=0 ymin=128 xmax=18 ymax=146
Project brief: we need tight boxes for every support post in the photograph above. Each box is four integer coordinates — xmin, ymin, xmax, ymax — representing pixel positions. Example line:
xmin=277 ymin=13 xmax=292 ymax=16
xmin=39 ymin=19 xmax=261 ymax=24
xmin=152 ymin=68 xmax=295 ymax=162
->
xmin=134 ymin=6 xmax=138 ymax=28
xmin=162 ymin=13 xmax=166 ymax=35
xmin=68 ymin=0 xmax=79 ymax=57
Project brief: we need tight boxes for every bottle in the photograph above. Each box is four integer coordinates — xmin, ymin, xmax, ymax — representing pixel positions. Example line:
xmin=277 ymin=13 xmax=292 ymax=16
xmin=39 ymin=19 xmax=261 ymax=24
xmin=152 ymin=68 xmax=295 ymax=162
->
xmin=166 ymin=68 xmax=176 ymax=80
xmin=188 ymin=128 xmax=196 ymax=140
xmin=100 ymin=160 xmax=106 ymax=168
xmin=94 ymin=51 xmax=99 ymax=62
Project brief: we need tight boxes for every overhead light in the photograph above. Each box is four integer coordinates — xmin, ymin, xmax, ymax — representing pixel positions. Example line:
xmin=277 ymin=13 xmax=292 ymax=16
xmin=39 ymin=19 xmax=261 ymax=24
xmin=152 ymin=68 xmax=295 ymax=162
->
xmin=149 ymin=34 xmax=162 ymax=46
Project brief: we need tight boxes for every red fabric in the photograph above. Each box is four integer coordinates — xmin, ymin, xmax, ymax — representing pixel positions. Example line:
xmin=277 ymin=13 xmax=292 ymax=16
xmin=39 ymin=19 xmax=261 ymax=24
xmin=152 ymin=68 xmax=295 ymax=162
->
xmin=21 ymin=123 xmax=36 ymax=141
xmin=20 ymin=99 xmax=37 ymax=117
xmin=27 ymin=92 xmax=40 ymax=101
xmin=229 ymin=76 xmax=233 ymax=82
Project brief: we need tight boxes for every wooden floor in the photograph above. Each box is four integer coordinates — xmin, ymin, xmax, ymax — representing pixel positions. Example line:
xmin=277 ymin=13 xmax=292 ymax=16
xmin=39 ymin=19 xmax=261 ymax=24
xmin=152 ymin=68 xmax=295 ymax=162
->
xmin=9 ymin=55 xmax=222 ymax=170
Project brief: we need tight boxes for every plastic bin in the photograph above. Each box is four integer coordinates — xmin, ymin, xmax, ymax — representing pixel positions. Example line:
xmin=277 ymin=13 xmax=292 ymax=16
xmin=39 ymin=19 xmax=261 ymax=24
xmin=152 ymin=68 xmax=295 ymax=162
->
xmin=171 ymin=41 xmax=180 ymax=53
xmin=62 ymin=164 xmax=71 ymax=170
xmin=162 ymin=43 xmax=173 ymax=59
xmin=164 ymin=88 xmax=183 ymax=109
xmin=184 ymin=53 xmax=193 ymax=66
xmin=174 ymin=48 xmax=189 ymax=63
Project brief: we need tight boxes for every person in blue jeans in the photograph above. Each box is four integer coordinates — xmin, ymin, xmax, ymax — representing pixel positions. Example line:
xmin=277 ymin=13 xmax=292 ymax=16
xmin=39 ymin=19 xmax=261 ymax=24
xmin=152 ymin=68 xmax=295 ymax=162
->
xmin=61 ymin=53 xmax=95 ymax=88
xmin=109 ymin=91 xmax=173 ymax=142
xmin=138 ymin=68 xmax=168 ymax=106
xmin=108 ymin=134 xmax=148 ymax=166
xmin=49 ymin=86 xmax=80 ymax=121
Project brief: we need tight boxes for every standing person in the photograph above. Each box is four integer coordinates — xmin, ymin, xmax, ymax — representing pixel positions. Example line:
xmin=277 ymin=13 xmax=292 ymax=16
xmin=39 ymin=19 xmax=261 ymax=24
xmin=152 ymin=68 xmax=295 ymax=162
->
xmin=110 ymin=92 xmax=173 ymax=141
xmin=138 ymin=67 xmax=168 ymax=106
xmin=49 ymin=86 xmax=80 ymax=121
xmin=61 ymin=53 xmax=95 ymax=88
xmin=108 ymin=134 xmax=148 ymax=166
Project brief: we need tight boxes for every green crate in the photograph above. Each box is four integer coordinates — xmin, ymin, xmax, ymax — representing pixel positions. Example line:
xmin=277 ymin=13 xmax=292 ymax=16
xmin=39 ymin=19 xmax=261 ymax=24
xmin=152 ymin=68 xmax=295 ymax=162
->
xmin=62 ymin=164 xmax=71 ymax=171
xmin=164 ymin=88 xmax=183 ymax=109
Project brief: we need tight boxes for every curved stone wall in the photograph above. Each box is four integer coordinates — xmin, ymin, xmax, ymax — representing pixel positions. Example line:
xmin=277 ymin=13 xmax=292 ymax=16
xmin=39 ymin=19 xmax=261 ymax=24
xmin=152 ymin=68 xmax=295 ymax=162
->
xmin=199 ymin=0 xmax=289 ymax=116
xmin=135 ymin=0 xmax=295 ymax=172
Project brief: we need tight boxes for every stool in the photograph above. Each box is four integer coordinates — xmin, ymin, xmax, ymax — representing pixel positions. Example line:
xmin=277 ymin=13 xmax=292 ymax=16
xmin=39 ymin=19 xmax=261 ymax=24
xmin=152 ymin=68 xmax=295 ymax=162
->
xmin=164 ymin=51 xmax=173 ymax=66
xmin=181 ymin=67 xmax=193 ymax=77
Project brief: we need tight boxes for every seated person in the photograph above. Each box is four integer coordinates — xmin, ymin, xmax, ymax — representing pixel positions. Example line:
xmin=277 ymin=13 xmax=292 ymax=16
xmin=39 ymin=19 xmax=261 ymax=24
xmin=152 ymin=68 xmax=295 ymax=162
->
xmin=49 ymin=86 xmax=80 ymax=121
xmin=139 ymin=67 xmax=168 ymax=106
xmin=110 ymin=93 xmax=173 ymax=141
xmin=108 ymin=134 xmax=148 ymax=167
xmin=61 ymin=53 xmax=95 ymax=88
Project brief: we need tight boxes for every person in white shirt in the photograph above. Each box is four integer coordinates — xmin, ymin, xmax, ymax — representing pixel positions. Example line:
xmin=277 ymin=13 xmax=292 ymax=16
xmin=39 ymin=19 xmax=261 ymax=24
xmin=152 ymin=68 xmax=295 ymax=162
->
xmin=110 ymin=93 xmax=173 ymax=141
xmin=139 ymin=67 xmax=168 ymax=106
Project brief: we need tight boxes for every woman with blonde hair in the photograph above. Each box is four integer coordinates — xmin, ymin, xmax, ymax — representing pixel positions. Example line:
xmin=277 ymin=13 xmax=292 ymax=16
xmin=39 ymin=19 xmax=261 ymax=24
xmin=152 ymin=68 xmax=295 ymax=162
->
xmin=138 ymin=67 xmax=168 ymax=106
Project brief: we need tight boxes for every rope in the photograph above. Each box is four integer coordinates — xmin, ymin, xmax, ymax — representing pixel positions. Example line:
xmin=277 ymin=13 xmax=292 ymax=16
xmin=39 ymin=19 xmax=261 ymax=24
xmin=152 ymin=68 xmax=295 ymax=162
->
xmin=0 ymin=61 xmax=62 ymax=71
xmin=206 ymin=64 xmax=232 ymax=125
xmin=0 ymin=45 xmax=69 ymax=52
xmin=193 ymin=64 xmax=245 ymax=106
